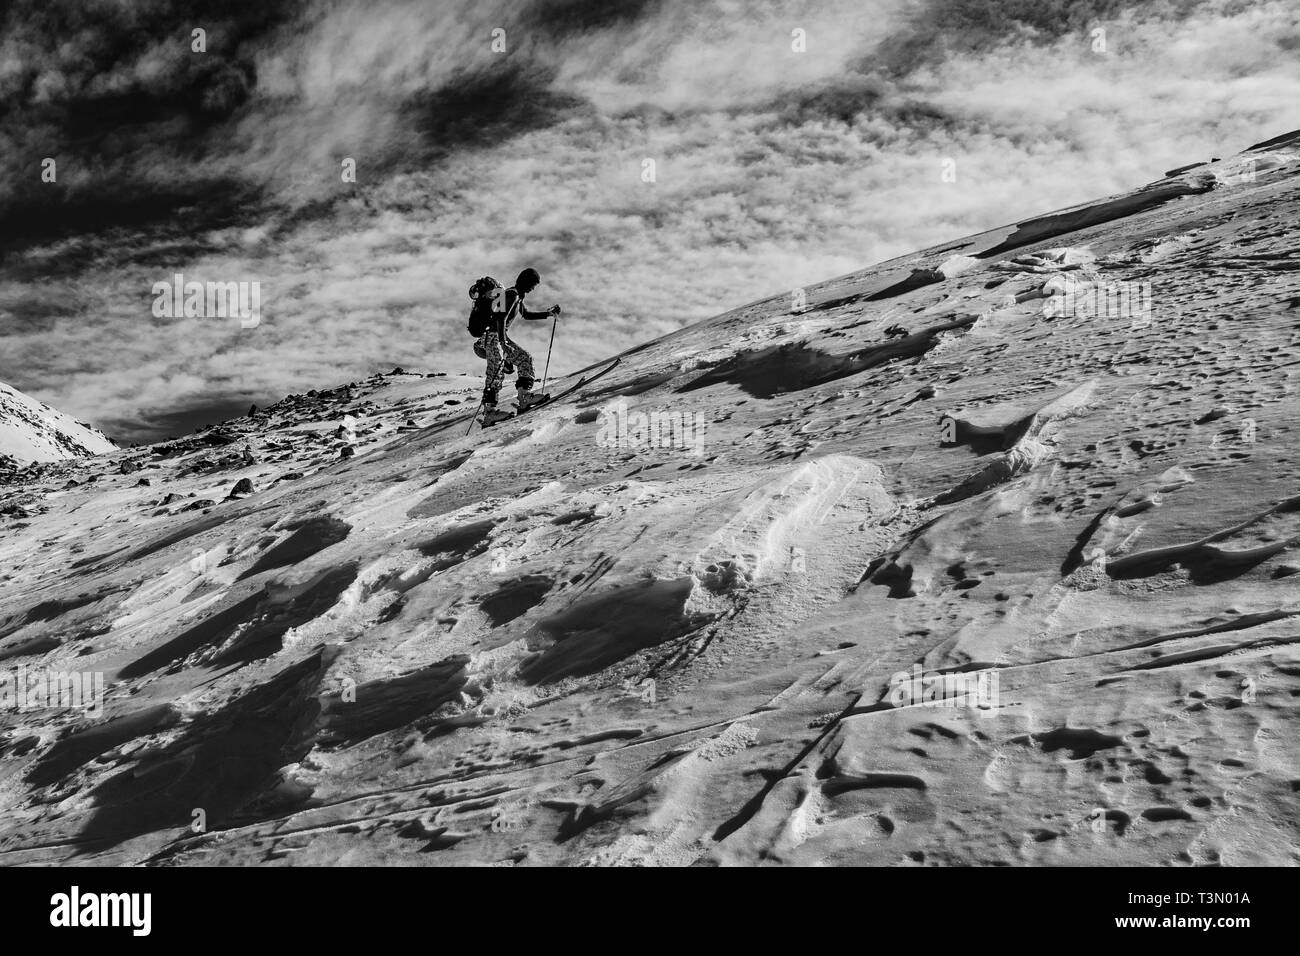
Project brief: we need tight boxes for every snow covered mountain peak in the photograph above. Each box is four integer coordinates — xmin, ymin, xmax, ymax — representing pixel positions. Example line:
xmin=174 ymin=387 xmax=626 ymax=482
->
xmin=0 ymin=381 xmax=117 ymax=465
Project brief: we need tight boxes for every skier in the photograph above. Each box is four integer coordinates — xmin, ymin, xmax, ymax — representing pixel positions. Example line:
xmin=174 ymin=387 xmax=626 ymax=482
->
xmin=476 ymin=268 xmax=561 ymax=425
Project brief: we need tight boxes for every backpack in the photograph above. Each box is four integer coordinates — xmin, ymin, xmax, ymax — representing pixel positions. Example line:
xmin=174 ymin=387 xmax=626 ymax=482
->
xmin=467 ymin=277 xmax=501 ymax=337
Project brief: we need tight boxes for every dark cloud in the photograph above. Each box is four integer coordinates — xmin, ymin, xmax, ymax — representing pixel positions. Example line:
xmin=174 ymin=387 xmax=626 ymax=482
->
xmin=0 ymin=292 xmax=81 ymax=334
xmin=0 ymin=0 xmax=303 ymax=115
xmin=0 ymin=0 xmax=307 ymax=246
xmin=522 ymin=0 xmax=667 ymax=38
xmin=403 ymin=64 xmax=592 ymax=159
xmin=768 ymin=74 xmax=964 ymax=138
xmin=775 ymin=74 xmax=889 ymax=125
xmin=0 ymin=178 xmax=261 ymax=258
xmin=104 ymin=397 xmax=270 ymax=447
xmin=868 ymin=0 xmax=1209 ymax=76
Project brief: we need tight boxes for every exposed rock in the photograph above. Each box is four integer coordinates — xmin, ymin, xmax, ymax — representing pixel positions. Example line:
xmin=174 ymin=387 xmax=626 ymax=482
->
xmin=228 ymin=478 xmax=255 ymax=499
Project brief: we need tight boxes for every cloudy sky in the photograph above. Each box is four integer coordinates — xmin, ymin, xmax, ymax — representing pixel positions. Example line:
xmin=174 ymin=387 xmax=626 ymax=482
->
xmin=1 ymin=0 xmax=1298 ymax=443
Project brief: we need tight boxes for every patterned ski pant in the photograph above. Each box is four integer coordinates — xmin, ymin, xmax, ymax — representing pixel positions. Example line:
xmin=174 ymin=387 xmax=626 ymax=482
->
xmin=481 ymin=331 xmax=535 ymax=404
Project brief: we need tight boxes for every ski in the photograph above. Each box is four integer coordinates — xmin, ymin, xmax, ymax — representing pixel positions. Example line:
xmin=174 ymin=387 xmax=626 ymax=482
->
xmin=479 ymin=358 xmax=623 ymax=428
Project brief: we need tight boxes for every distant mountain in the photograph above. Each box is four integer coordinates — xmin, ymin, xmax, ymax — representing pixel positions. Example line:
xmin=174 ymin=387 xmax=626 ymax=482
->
xmin=0 ymin=381 xmax=116 ymax=463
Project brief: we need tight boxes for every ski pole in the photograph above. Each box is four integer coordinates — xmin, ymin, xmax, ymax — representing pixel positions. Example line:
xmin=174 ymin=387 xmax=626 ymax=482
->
xmin=466 ymin=394 xmax=484 ymax=436
xmin=541 ymin=316 xmax=557 ymax=394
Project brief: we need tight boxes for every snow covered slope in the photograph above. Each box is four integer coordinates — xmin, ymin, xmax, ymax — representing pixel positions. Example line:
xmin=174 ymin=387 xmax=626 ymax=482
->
xmin=0 ymin=381 xmax=116 ymax=464
xmin=1 ymin=132 xmax=1299 ymax=866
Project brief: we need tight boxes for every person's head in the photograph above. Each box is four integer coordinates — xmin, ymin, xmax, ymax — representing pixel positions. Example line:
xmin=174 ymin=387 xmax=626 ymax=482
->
xmin=515 ymin=268 xmax=541 ymax=294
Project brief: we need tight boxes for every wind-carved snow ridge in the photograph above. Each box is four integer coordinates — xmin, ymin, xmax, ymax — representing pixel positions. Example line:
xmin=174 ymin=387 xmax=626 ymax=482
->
xmin=3 ymin=135 xmax=1300 ymax=866
xmin=934 ymin=380 xmax=1098 ymax=505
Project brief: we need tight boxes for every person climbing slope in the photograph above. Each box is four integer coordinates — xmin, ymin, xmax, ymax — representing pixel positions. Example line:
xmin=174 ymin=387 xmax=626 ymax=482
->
xmin=472 ymin=268 xmax=561 ymax=425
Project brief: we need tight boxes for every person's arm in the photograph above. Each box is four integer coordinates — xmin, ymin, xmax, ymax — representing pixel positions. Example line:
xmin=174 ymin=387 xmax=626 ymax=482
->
xmin=519 ymin=298 xmax=560 ymax=321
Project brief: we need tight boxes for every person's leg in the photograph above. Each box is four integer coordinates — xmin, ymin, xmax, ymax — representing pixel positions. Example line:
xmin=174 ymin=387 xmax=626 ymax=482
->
xmin=505 ymin=340 xmax=536 ymax=392
xmin=483 ymin=332 xmax=506 ymax=406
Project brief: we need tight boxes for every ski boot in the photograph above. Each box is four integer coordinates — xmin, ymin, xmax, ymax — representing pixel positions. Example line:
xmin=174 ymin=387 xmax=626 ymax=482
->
xmin=481 ymin=405 xmax=514 ymax=426
xmin=515 ymin=388 xmax=551 ymax=412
